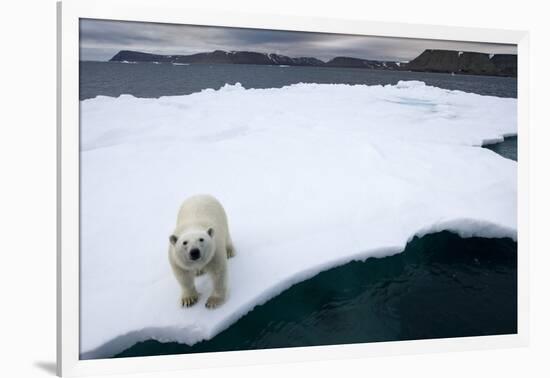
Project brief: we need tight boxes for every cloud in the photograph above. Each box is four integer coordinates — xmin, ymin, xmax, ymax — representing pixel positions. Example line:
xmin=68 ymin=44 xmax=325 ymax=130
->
xmin=79 ymin=18 xmax=517 ymax=62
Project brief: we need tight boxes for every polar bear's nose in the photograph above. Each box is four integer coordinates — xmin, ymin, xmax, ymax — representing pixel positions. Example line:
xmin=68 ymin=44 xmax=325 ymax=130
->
xmin=189 ymin=248 xmax=201 ymax=260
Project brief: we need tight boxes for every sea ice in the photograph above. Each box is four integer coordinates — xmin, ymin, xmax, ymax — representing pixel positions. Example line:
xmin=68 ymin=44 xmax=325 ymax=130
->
xmin=79 ymin=82 xmax=517 ymax=358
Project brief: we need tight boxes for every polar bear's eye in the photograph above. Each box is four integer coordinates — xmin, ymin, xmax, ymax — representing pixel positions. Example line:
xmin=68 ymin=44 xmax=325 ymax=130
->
xmin=199 ymin=238 xmax=204 ymax=242
xmin=183 ymin=241 xmax=188 ymax=245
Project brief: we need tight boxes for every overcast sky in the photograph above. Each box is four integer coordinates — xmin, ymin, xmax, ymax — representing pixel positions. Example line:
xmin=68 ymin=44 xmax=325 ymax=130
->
xmin=80 ymin=18 xmax=517 ymax=62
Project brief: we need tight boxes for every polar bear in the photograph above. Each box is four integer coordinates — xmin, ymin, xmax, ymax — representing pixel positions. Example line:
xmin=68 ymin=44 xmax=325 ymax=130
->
xmin=168 ymin=194 xmax=235 ymax=309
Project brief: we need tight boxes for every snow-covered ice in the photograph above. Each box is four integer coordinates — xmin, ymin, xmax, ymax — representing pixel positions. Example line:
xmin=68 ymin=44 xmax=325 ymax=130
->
xmin=80 ymin=81 xmax=517 ymax=358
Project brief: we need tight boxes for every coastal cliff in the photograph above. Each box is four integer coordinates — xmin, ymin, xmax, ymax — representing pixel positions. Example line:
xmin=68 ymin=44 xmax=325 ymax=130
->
xmin=404 ymin=49 xmax=517 ymax=76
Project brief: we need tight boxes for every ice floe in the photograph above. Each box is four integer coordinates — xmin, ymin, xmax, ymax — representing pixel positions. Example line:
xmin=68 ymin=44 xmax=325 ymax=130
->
xmin=80 ymin=82 xmax=517 ymax=358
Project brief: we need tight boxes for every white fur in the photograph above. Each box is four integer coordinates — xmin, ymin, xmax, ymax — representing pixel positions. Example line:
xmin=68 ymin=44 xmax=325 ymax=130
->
xmin=168 ymin=194 xmax=235 ymax=309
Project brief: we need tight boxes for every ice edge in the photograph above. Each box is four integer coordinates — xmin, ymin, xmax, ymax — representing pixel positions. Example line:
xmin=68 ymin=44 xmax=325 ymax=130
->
xmin=81 ymin=218 xmax=516 ymax=360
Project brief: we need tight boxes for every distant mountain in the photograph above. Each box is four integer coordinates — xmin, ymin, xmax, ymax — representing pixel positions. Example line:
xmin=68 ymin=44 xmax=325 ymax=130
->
xmin=109 ymin=49 xmax=517 ymax=77
xmin=404 ymin=49 xmax=517 ymax=77
xmin=325 ymin=56 xmax=400 ymax=70
xmin=110 ymin=50 xmax=325 ymax=67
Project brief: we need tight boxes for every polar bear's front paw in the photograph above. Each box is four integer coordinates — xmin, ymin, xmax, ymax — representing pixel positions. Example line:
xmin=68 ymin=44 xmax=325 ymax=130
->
xmin=205 ymin=295 xmax=225 ymax=309
xmin=181 ymin=294 xmax=199 ymax=307
xmin=195 ymin=269 xmax=205 ymax=276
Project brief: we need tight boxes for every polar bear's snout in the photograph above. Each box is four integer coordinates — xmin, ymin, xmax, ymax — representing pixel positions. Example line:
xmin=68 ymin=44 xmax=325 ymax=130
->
xmin=170 ymin=230 xmax=215 ymax=268
xmin=189 ymin=248 xmax=201 ymax=260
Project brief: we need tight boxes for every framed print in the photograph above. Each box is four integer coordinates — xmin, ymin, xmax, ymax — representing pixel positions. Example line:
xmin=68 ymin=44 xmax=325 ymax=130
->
xmin=57 ymin=0 xmax=529 ymax=376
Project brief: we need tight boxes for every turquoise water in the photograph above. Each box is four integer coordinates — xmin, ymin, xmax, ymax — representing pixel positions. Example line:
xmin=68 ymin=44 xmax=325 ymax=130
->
xmin=116 ymin=231 xmax=517 ymax=358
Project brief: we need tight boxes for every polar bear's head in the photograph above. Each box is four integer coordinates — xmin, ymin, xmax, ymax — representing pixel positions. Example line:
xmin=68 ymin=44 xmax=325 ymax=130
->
xmin=169 ymin=227 xmax=216 ymax=269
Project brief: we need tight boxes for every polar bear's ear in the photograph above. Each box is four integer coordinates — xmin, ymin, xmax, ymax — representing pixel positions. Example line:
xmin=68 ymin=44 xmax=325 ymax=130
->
xmin=169 ymin=234 xmax=178 ymax=245
xmin=207 ymin=228 xmax=215 ymax=237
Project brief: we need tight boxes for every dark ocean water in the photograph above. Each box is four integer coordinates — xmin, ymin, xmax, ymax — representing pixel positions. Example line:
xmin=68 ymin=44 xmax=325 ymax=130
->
xmin=79 ymin=61 xmax=517 ymax=358
xmin=116 ymin=232 xmax=517 ymax=358
xmin=80 ymin=61 xmax=517 ymax=100
xmin=485 ymin=136 xmax=518 ymax=161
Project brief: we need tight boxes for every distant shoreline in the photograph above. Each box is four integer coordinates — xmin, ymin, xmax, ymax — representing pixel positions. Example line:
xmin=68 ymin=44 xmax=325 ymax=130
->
xmin=105 ymin=49 xmax=517 ymax=77
xmin=82 ymin=60 xmax=519 ymax=80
